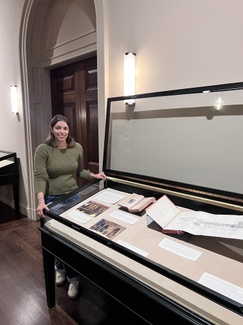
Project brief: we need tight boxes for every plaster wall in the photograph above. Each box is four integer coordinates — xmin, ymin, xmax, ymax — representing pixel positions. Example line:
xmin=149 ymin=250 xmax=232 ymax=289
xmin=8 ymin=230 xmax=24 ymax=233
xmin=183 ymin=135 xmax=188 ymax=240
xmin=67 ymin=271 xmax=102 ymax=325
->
xmin=42 ymin=0 xmax=97 ymax=67
xmin=106 ymin=0 xmax=243 ymax=96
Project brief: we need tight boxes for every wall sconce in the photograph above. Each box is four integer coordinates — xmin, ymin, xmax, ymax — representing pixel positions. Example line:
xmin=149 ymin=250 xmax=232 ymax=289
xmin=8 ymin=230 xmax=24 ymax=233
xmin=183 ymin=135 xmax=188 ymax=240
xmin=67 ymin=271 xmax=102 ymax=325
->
xmin=124 ymin=52 xmax=136 ymax=105
xmin=216 ymin=97 xmax=222 ymax=111
xmin=10 ymin=85 xmax=18 ymax=114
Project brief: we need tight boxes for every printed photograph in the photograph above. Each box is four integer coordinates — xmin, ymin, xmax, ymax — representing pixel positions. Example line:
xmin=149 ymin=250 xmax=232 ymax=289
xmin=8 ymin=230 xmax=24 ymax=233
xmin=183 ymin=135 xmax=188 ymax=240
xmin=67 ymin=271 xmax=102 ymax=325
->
xmin=90 ymin=219 xmax=126 ymax=240
xmin=77 ymin=200 xmax=109 ymax=218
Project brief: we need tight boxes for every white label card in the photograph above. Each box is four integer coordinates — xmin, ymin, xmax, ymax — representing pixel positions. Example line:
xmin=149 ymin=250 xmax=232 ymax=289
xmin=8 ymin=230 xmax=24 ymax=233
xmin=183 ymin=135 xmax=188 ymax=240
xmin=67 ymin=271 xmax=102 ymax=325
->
xmin=110 ymin=210 xmax=139 ymax=224
xmin=67 ymin=210 xmax=92 ymax=224
xmin=116 ymin=240 xmax=149 ymax=257
xmin=158 ymin=237 xmax=202 ymax=261
xmin=199 ymin=272 xmax=243 ymax=304
xmin=94 ymin=191 xmax=126 ymax=204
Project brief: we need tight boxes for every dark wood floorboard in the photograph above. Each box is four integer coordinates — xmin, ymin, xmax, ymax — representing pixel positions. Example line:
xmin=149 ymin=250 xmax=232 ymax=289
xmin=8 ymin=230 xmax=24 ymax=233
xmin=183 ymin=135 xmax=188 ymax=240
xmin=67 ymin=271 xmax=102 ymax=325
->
xmin=0 ymin=201 xmax=148 ymax=325
xmin=0 ymin=201 xmax=78 ymax=325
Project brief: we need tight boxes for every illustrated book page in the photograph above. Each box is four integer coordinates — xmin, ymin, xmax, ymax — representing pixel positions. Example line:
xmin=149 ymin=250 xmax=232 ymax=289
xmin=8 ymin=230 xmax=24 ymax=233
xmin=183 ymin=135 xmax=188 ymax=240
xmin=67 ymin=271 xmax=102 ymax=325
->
xmin=146 ymin=195 xmax=243 ymax=239
xmin=118 ymin=193 xmax=155 ymax=213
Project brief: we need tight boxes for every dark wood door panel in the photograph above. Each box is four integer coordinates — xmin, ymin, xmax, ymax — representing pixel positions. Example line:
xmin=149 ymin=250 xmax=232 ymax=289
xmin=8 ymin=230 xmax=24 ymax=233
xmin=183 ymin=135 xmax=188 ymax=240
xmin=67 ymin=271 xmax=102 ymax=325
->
xmin=87 ymin=101 xmax=99 ymax=173
xmin=63 ymin=104 xmax=76 ymax=137
xmin=50 ymin=56 xmax=99 ymax=181
xmin=56 ymin=74 xmax=75 ymax=93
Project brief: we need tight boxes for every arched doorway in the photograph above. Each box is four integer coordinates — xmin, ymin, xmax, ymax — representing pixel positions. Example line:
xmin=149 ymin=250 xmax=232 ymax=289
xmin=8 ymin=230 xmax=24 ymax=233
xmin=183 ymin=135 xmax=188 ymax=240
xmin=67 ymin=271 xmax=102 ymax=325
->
xmin=20 ymin=0 xmax=107 ymax=220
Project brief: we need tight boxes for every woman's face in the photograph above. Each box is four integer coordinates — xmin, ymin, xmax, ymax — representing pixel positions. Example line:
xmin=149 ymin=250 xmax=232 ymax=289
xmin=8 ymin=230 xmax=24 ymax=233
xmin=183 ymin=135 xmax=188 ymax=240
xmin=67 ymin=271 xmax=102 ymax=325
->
xmin=51 ymin=121 xmax=69 ymax=142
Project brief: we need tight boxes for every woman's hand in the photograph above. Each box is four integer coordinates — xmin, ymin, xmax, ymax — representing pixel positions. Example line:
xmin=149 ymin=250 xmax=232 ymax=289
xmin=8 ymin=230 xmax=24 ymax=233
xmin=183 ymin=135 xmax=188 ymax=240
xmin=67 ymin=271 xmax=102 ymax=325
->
xmin=36 ymin=201 xmax=49 ymax=218
xmin=91 ymin=172 xmax=107 ymax=180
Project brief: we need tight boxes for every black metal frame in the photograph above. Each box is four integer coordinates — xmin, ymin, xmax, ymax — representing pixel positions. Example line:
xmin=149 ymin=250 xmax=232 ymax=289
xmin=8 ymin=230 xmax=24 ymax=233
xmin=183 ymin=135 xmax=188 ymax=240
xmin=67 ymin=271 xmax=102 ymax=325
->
xmin=103 ymin=82 xmax=243 ymax=211
xmin=0 ymin=150 xmax=19 ymax=215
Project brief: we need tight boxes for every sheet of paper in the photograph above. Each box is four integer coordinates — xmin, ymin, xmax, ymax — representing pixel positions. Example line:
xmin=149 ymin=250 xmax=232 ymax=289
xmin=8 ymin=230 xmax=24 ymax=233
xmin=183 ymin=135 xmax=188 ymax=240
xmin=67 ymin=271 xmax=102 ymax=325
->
xmin=158 ymin=237 xmax=202 ymax=261
xmin=116 ymin=240 xmax=149 ymax=257
xmin=162 ymin=210 xmax=197 ymax=232
xmin=166 ymin=210 xmax=243 ymax=240
xmin=199 ymin=272 xmax=243 ymax=304
xmin=110 ymin=210 xmax=139 ymax=224
xmin=67 ymin=210 xmax=92 ymax=224
xmin=94 ymin=190 xmax=126 ymax=204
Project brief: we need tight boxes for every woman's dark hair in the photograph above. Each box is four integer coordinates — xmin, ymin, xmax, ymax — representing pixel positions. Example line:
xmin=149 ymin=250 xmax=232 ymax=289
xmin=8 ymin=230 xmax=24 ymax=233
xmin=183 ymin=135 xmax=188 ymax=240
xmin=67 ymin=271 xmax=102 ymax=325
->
xmin=44 ymin=114 xmax=76 ymax=148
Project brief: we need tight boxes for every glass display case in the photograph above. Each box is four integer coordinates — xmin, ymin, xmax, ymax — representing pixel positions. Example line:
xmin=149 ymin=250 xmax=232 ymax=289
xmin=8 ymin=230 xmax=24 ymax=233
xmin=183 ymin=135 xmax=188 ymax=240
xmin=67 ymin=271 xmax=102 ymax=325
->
xmin=41 ymin=82 xmax=243 ymax=324
xmin=0 ymin=150 xmax=19 ymax=214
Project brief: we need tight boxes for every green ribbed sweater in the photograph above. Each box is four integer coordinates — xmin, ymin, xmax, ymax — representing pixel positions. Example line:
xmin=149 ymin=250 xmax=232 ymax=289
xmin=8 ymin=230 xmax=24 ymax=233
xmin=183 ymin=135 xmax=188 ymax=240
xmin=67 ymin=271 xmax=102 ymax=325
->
xmin=34 ymin=143 xmax=91 ymax=195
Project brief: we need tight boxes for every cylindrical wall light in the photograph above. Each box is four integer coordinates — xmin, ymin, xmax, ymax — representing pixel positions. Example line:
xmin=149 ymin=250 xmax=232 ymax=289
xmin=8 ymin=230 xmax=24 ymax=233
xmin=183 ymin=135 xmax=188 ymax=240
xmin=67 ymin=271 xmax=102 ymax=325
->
xmin=124 ymin=52 xmax=136 ymax=105
xmin=216 ymin=97 xmax=222 ymax=111
xmin=10 ymin=85 xmax=18 ymax=114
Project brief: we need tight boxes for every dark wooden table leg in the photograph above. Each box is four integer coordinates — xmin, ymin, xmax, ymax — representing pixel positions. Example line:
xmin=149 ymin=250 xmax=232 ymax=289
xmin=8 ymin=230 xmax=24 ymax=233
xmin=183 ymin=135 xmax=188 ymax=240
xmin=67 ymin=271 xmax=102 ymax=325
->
xmin=42 ymin=247 xmax=55 ymax=308
xmin=12 ymin=178 xmax=19 ymax=216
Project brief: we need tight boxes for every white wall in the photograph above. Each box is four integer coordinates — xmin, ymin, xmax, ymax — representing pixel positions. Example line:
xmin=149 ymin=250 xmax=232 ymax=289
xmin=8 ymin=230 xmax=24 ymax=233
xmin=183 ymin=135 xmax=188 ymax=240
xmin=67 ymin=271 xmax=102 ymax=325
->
xmin=43 ymin=0 xmax=96 ymax=66
xmin=107 ymin=0 xmax=243 ymax=96
xmin=0 ymin=0 xmax=27 ymax=211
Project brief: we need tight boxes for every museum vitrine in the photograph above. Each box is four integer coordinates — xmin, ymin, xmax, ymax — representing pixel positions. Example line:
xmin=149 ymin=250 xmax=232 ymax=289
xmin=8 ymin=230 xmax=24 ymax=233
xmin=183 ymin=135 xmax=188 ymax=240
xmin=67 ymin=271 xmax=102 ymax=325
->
xmin=41 ymin=82 xmax=243 ymax=324
xmin=0 ymin=150 xmax=19 ymax=214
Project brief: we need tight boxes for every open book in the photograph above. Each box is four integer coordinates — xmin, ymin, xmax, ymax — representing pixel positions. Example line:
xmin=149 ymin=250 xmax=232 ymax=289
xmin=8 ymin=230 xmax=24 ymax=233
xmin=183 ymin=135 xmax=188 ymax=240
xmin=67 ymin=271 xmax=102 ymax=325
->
xmin=118 ymin=193 xmax=155 ymax=213
xmin=146 ymin=195 xmax=243 ymax=239
xmin=146 ymin=195 xmax=185 ymax=235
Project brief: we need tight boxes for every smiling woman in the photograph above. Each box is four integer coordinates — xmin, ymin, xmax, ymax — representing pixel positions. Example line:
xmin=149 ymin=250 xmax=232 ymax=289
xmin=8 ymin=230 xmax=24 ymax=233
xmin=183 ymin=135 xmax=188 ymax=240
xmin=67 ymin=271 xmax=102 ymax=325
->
xmin=33 ymin=114 xmax=106 ymax=299
xmin=52 ymin=122 xmax=69 ymax=148
xmin=44 ymin=114 xmax=75 ymax=150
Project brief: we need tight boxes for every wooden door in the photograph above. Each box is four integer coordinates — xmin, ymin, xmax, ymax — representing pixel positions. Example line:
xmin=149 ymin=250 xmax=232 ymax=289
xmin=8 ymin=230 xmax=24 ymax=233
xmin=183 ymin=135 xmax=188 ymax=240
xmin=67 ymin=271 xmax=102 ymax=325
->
xmin=50 ymin=56 xmax=99 ymax=185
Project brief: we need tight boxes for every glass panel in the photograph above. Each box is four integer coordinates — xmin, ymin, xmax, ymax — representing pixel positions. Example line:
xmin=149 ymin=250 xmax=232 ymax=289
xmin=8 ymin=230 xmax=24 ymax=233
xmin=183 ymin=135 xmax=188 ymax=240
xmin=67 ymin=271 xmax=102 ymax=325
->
xmin=48 ymin=182 xmax=102 ymax=215
xmin=105 ymin=86 xmax=243 ymax=195
xmin=0 ymin=150 xmax=14 ymax=158
xmin=0 ymin=151 xmax=15 ymax=168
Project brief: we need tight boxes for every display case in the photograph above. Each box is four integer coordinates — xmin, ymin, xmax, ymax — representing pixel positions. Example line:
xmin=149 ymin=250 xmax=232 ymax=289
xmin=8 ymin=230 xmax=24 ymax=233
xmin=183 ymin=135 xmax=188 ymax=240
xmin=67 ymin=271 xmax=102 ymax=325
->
xmin=41 ymin=82 xmax=243 ymax=324
xmin=0 ymin=150 xmax=19 ymax=215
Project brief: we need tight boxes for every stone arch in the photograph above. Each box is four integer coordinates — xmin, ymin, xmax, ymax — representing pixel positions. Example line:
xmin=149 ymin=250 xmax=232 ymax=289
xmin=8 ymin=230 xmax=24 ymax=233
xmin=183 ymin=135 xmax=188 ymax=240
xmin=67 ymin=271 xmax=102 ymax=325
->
xmin=19 ymin=0 xmax=107 ymax=219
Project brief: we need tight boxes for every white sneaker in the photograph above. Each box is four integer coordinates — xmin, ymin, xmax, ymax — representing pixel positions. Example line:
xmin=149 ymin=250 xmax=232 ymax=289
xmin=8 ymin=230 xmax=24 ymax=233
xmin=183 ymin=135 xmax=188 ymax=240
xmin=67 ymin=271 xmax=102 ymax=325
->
xmin=55 ymin=270 xmax=66 ymax=286
xmin=68 ymin=280 xmax=79 ymax=299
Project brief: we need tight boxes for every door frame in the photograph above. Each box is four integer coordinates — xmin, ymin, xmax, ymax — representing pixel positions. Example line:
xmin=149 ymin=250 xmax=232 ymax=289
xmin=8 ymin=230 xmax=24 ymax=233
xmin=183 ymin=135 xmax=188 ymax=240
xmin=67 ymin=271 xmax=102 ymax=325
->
xmin=19 ymin=0 xmax=108 ymax=220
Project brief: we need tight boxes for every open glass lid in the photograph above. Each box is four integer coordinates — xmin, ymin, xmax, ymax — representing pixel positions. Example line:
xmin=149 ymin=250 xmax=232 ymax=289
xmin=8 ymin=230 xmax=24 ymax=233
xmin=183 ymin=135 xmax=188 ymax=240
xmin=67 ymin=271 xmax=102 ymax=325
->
xmin=103 ymin=82 xmax=243 ymax=211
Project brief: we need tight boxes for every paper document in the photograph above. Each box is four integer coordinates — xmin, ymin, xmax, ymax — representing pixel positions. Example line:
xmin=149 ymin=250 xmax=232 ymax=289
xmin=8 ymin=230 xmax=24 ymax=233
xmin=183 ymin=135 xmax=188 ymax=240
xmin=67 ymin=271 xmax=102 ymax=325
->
xmin=199 ymin=272 xmax=243 ymax=304
xmin=94 ymin=190 xmax=126 ymax=204
xmin=110 ymin=210 xmax=139 ymax=224
xmin=158 ymin=238 xmax=202 ymax=261
xmin=116 ymin=240 xmax=149 ymax=257
xmin=67 ymin=210 xmax=92 ymax=224
xmin=146 ymin=195 xmax=243 ymax=240
xmin=167 ymin=210 xmax=243 ymax=239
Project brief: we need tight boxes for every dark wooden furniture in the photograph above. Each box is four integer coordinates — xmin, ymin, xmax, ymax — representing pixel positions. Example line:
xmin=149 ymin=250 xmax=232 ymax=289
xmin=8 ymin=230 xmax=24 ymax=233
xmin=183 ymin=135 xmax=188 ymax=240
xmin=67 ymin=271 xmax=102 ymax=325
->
xmin=40 ymin=180 xmax=243 ymax=324
xmin=41 ymin=216 xmax=209 ymax=324
xmin=0 ymin=150 xmax=19 ymax=215
xmin=40 ymin=182 xmax=212 ymax=324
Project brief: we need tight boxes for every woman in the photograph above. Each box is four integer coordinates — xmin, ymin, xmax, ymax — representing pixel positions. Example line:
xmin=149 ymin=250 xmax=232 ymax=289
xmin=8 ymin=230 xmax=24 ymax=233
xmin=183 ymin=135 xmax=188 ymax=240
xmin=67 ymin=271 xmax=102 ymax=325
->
xmin=34 ymin=114 xmax=106 ymax=299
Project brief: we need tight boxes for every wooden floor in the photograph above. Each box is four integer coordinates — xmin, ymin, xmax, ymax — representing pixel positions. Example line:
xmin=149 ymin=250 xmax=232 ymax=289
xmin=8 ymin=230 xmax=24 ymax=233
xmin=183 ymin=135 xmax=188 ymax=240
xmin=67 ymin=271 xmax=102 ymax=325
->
xmin=0 ymin=201 xmax=148 ymax=325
